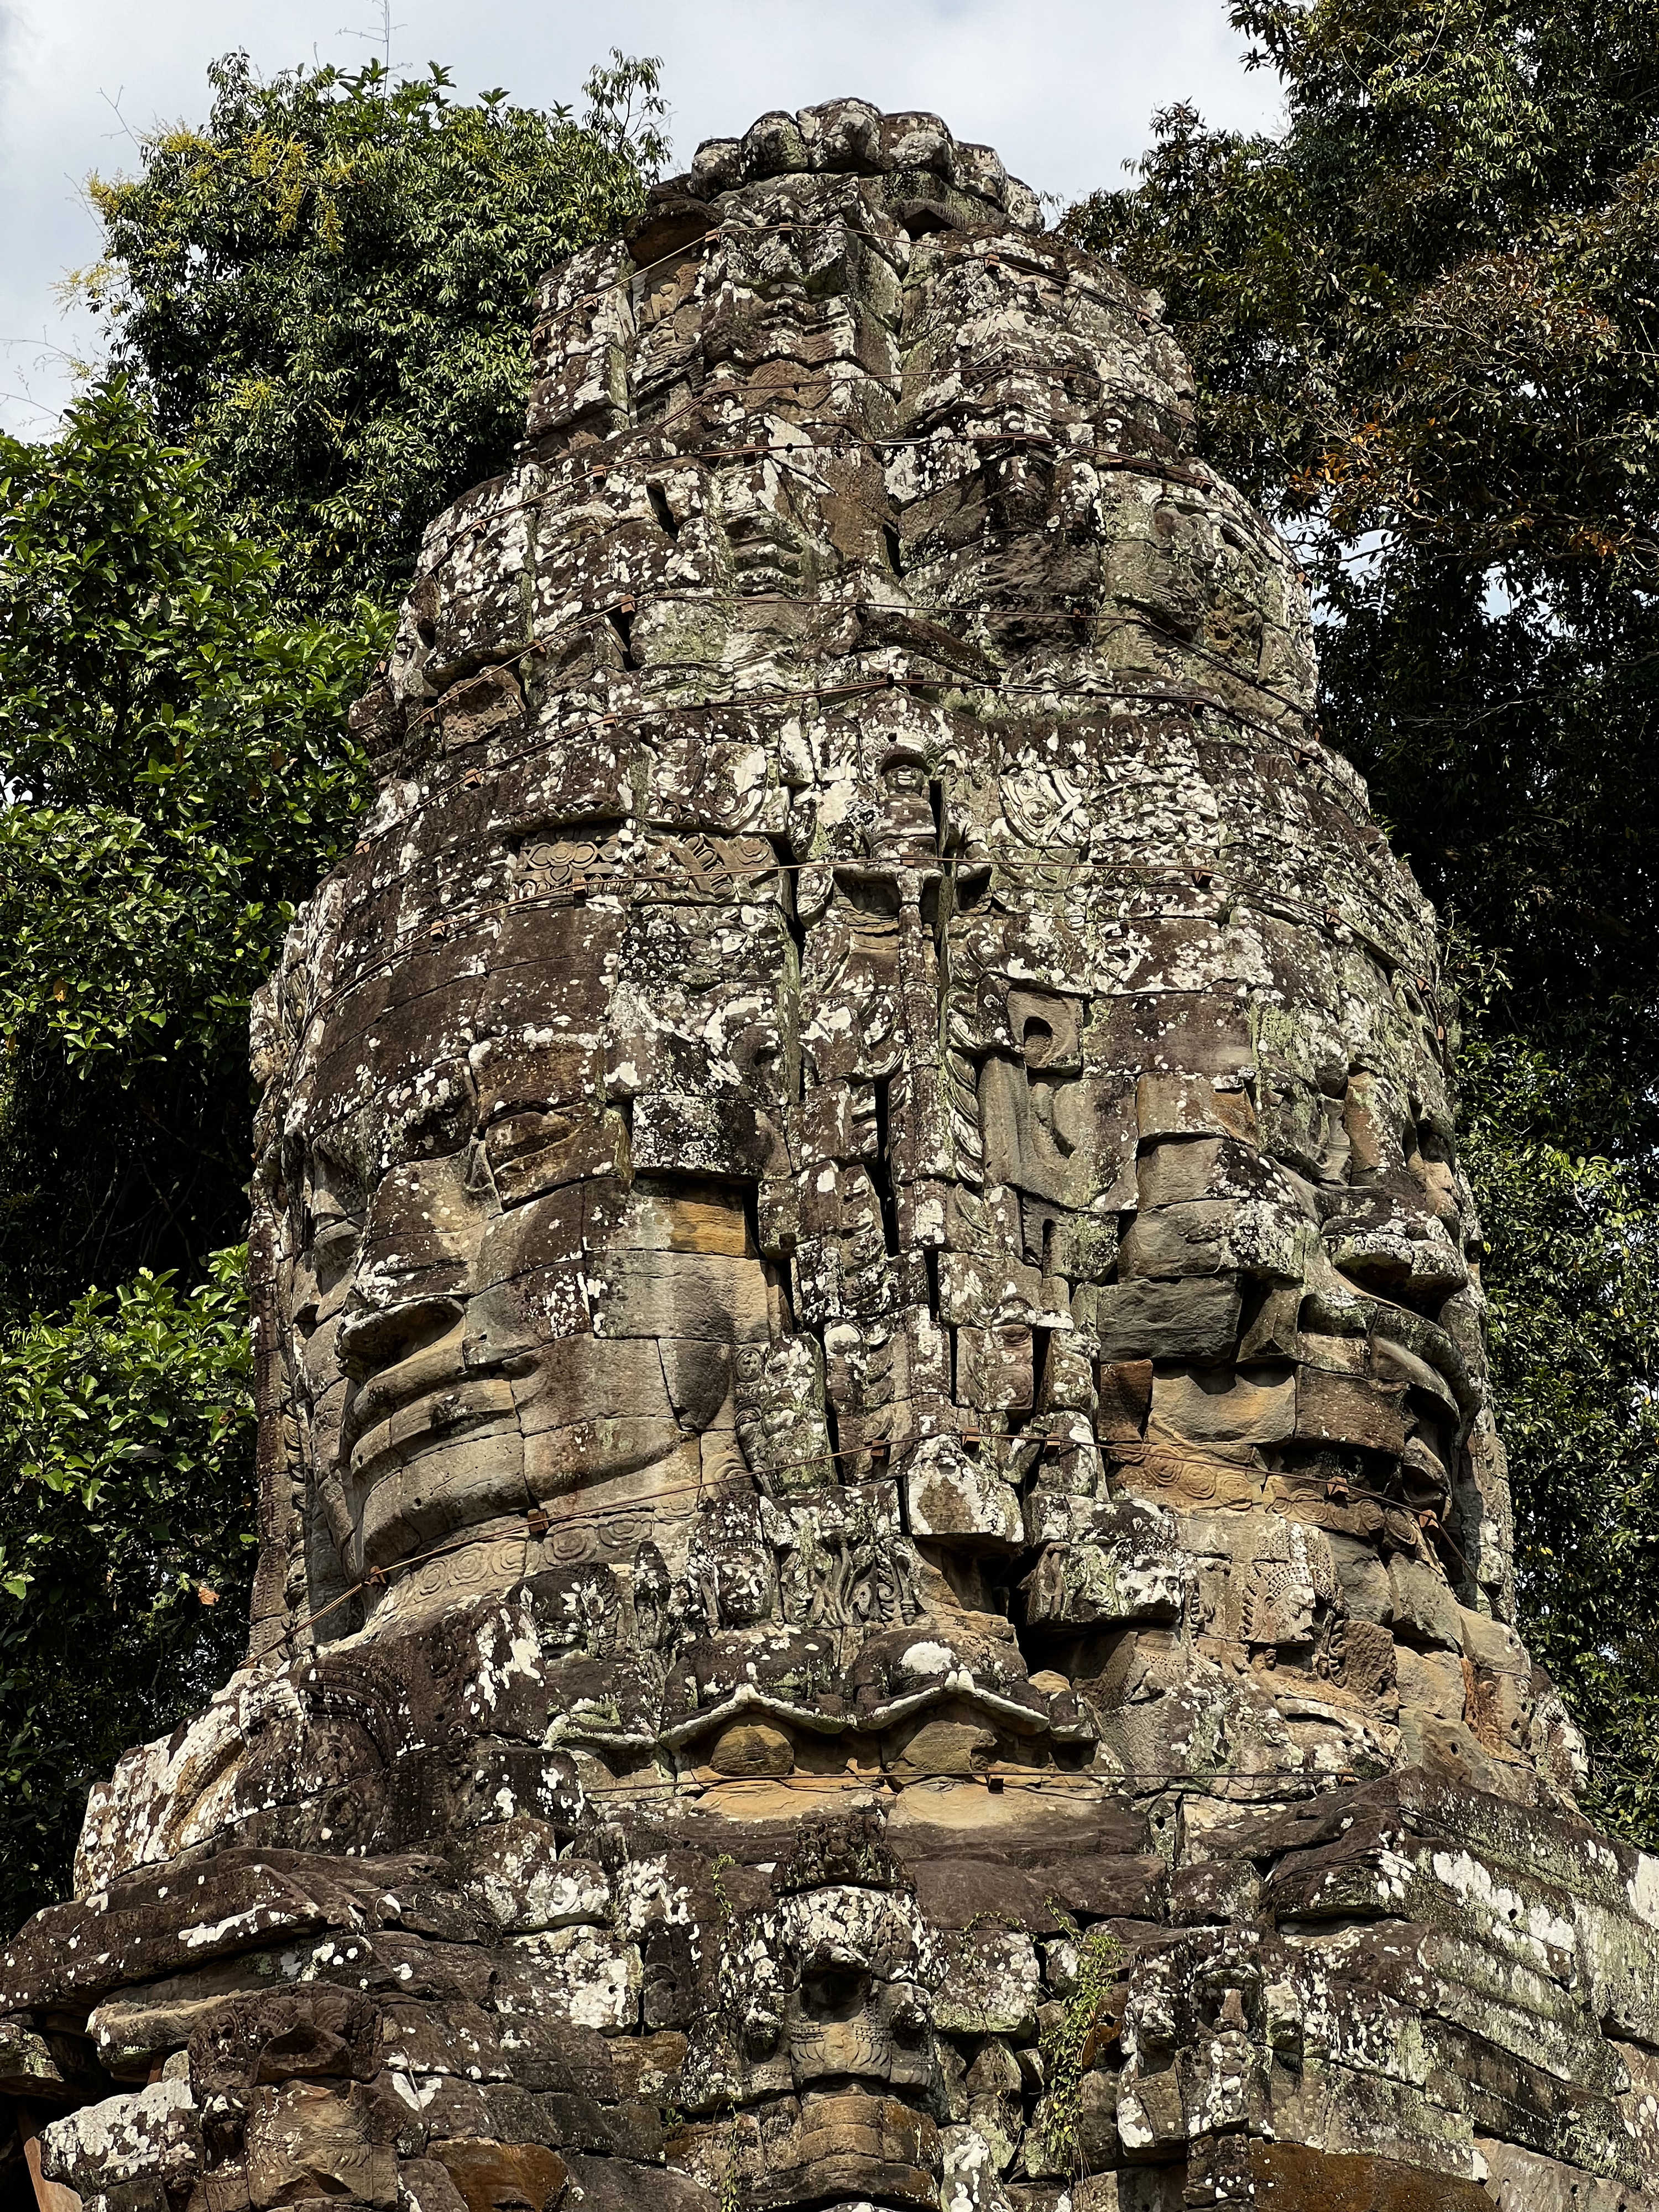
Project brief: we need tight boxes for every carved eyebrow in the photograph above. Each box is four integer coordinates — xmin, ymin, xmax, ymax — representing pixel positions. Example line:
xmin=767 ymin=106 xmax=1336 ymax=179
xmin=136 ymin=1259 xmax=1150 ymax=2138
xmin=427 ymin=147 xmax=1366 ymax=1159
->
xmin=478 ymin=1098 xmax=567 ymax=1124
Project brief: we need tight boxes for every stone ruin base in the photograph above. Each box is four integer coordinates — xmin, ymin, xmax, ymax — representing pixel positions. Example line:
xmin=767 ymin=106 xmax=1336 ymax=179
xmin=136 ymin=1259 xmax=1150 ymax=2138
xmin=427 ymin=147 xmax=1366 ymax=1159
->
xmin=5 ymin=1766 xmax=1658 ymax=2211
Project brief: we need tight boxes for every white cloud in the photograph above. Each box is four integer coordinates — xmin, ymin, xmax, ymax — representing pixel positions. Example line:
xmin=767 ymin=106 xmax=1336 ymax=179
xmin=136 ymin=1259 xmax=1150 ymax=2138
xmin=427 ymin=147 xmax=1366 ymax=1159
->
xmin=0 ymin=0 xmax=1281 ymax=434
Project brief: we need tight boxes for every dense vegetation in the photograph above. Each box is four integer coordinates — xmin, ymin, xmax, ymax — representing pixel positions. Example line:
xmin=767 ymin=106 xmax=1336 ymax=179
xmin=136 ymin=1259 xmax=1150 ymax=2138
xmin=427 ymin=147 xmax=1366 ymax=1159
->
xmin=0 ymin=52 xmax=662 ymax=1923
xmin=0 ymin=382 xmax=387 ymax=1318
xmin=0 ymin=1256 xmax=255 ymax=1905
xmin=1068 ymin=0 xmax=1659 ymax=1836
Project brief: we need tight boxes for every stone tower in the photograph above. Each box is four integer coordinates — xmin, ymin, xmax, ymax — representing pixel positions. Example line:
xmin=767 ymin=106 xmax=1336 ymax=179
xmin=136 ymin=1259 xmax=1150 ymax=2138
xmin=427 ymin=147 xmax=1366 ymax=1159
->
xmin=7 ymin=101 xmax=1656 ymax=2212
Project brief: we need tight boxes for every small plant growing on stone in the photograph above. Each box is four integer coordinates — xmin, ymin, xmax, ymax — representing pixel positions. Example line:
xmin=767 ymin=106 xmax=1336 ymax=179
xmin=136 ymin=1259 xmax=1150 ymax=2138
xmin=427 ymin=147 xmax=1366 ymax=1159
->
xmin=709 ymin=1853 xmax=737 ymax=1922
xmin=1037 ymin=1926 xmax=1124 ymax=2174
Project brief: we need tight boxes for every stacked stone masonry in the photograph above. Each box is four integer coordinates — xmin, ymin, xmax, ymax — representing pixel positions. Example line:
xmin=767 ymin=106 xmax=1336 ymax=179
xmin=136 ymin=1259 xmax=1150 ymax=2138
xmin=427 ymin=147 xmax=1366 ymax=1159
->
xmin=3 ymin=98 xmax=1653 ymax=2212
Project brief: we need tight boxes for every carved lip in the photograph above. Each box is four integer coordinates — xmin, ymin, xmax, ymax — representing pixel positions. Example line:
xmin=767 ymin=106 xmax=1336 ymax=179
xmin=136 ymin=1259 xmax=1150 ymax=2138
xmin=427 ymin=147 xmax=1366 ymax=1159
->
xmin=338 ymin=1301 xmax=522 ymax=1481
xmin=347 ymin=1375 xmax=520 ymax=1488
xmin=338 ymin=1298 xmax=465 ymax=1418
xmin=345 ymin=1348 xmax=468 ymax=1446
xmin=1329 ymin=1270 xmax=1474 ymax=1408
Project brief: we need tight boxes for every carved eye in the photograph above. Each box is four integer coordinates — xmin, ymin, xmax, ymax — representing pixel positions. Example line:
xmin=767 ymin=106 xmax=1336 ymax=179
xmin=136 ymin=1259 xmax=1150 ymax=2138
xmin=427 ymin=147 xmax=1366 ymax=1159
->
xmin=481 ymin=1104 xmax=622 ymax=1208
xmin=310 ymin=1217 xmax=361 ymax=1290
xmin=486 ymin=1107 xmax=572 ymax=1164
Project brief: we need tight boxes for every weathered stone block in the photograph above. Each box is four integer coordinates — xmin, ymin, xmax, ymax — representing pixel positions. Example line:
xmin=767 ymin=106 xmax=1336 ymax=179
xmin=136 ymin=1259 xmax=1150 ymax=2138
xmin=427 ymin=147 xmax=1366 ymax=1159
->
xmin=431 ymin=2138 xmax=567 ymax=2212
xmin=935 ymin=1932 xmax=1041 ymax=2038
xmin=1296 ymin=1366 xmax=1407 ymax=1454
xmin=1248 ymin=2140 xmax=1494 ymax=2208
xmin=906 ymin=1436 xmax=1022 ymax=1549
xmin=1152 ymin=1363 xmax=1297 ymax=1443
xmin=1119 ymin=1199 xmax=1241 ymax=1277
xmin=1095 ymin=1276 xmax=1243 ymax=1363
xmin=1390 ymin=1556 xmax=1464 ymax=1650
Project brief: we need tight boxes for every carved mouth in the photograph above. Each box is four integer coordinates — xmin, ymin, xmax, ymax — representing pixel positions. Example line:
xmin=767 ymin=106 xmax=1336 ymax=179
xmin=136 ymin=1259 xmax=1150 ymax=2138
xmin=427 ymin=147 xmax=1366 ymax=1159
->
xmin=337 ymin=1297 xmax=517 ymax=1488
xmin=346 ymin=1375 xmax=520 ymax=1489
xmin=1328 ymin=1270 xmax=1472 ymax=1408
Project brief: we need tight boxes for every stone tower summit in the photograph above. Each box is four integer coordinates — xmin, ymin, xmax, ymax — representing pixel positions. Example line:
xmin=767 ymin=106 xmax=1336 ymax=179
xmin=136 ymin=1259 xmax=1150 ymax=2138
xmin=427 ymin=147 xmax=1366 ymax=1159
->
xmin=7 ymin=100 xmax=1656 ymax=2212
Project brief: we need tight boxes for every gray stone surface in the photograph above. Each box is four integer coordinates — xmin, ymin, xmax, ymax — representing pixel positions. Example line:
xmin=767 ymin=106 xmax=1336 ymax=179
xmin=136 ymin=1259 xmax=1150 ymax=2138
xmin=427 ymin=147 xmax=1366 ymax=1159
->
xmin=3 ymin=98 xmax=1648 ymax=2212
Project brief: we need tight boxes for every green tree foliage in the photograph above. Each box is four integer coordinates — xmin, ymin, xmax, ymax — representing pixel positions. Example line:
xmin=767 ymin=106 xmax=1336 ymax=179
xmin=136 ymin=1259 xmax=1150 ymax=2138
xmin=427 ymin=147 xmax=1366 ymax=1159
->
xmin=1068 ymin=0 xmax=1659 ymax=1832
xmin=0 ymin=384 xmax=371 ymax=1926
xmin=84 ymin=50 xmax=667 ymax=613
xmin=0 ymin=1249 xmax=255 ymax=1924
xmin=0 ymin=379 xmax=383 ymax=1067
xmin=0 ymin=379 xmax=387 ymax=1314
xmin=1462 ymin=1044 xmax=1659 ymax=1839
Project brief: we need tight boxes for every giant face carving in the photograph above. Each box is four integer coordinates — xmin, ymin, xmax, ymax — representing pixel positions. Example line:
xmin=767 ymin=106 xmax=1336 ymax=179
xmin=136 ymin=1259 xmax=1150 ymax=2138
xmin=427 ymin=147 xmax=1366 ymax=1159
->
xmin=248 ymin=323 xmax=1513 ymax=1803
xmin=219 ymin=73 xmax=1573 ymax=1881
xmin=263 ymin=672 xmax=1493 ymax=1762
xmin=273 ymin=863 xmax=784 ymax=1595
xmin=229 ymin=85 xmax=1546 ymax=1821
xmin=19 ymin=101 xmax=1614 ymax=2212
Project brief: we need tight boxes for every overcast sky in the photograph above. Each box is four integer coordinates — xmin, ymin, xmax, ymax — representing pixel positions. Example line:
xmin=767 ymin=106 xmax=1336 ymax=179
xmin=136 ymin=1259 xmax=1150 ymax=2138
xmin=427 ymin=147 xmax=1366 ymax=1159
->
xmin=0 ymin=0 xmax=1282 ymax=437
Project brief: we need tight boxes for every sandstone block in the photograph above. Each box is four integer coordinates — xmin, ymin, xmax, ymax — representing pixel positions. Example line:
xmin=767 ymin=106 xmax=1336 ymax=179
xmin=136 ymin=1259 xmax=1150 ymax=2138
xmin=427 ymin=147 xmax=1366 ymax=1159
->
xmin=1248 ymin=2140 xmax=1494 ymax=2209
xmin=1095 ymin=1276 xmax=1243 ymax=1363
xmin=709 ymin=1721 xmax=795 ymax=1776
xmin=1296 ymin=1366 xmax=1407 ymax=1454
xmin=1390 ymin=1556 xmax=1464 ymax=1650
xmin=431 ymin=2139 xmax=567 ymax=2212
xmin=1152 ymin=1363 xmax=1296 ymax=1444
xmin=935 ymin=1931 xmax=1041 ymax=2038
xmin=892 ymin=1717 xmax=998 ymax=1780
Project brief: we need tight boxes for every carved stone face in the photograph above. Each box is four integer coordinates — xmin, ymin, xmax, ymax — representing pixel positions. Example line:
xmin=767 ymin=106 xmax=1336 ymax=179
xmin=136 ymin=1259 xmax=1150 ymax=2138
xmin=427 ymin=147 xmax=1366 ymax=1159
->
xmin=273 ymin=848 xmax=787 ymax=1599
xmin=256 ymin=695 xmax=1500 ymax=1800
xmin=236 ymin=89 xmax=1525 ymax=1815
xmin=690 ymin=1876 xmax=938 ymax=2103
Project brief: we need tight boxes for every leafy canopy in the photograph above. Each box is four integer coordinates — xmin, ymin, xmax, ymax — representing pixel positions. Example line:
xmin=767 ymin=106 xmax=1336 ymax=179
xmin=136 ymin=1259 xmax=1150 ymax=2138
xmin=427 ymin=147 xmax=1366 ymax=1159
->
xmin=1071 ymin=0 xmax=1659 ymax=572
xmin=1461 ymin=1041 xmax=1659 ymax=1840
xmin=0 ymin=379 xmax=387 ymax=1313
xmin=0 ymin=384 xmax=367 ymax=1924
xmin=0 ymin=377 xmax=385 ymax=1071
xmin=0 ymin=1248 xmax=255 ymax=1925
xmin=84 ymin=50 xmax=667 ymax=613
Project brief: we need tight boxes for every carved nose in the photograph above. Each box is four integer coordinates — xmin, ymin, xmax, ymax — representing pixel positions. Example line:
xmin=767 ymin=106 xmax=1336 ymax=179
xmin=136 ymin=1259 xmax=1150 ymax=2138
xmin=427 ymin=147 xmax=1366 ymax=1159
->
xmin=337 ymin=1297 xmax=464 ymax=1380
